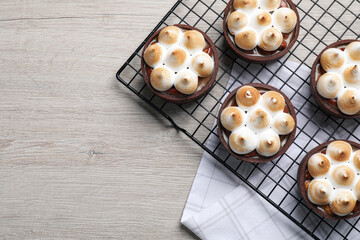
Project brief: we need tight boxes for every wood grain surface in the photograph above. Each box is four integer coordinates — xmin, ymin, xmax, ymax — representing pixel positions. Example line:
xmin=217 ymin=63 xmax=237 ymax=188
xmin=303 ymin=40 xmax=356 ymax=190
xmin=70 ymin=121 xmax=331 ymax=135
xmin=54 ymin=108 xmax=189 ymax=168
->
xmin=0 ymin=1 xmax=199 ymax=239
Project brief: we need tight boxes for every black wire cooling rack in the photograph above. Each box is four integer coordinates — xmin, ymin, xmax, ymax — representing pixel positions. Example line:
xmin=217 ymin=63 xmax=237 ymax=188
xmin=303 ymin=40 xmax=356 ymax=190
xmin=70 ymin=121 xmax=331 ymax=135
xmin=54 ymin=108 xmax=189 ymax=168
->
xmin=116 ymin=0 xmax=360 ymax=239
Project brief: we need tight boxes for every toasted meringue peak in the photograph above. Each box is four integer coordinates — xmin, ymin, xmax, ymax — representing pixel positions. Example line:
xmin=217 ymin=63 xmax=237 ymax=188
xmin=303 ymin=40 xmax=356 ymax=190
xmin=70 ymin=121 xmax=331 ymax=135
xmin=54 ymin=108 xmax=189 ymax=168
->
xmin=343 ymin=65 xmax=360 ymax=87
xmin=221 ymin=107 xmax=246 ymax=131
xmin=307 ymin=179 xmax=333 ymax=205
xmin=191 ymin=52 xmax=214 ymax=77
xmin=316 ymin=73 xmax=342 ymax=99
xmin=165 ymin=47 xmax=189 ymax=70
xmin=330 ymin=189 xmax=356 ymax=216
xmin=247 ymin=107 xmax=271 ymax=132
xmin=353 ymin=150 xmax=360 ymax=171
xmin=182 ymin=30 xmax=205 ymax=53
xmin=346 ymin=41 xmax=360 ymax=62
xmin=234 ymin=0 xmax=258 ymax=10
xmin=320 ymin=48 xmax=345 ymax=71
xmin=259 ymin=0 xmax=281 ymax=11
xmin=158 ymin=26 xmax=182 ymax=46
xmin=331 ymin=165 xmax=356 ymax=187
xmin=262 ymin=91 xmax=285 ymax=113
xmin=256 ymin=129 xmax=281 ymax=157
xmin=259 ymin=27 xmax=283 ymax=52
xmin=354 ymin=179 xmax=360 ymax=200
xmin=144 ymin=43 xmax=165 ymax=68
xmin=150 ymin=67 xmax=175 ymax=91
xmin=326 ymin=141 xmax=352 ymax=162
xmin=229 ymin=127 xmax=257 ymax=154
xmin=273 ymin=8 xmax=297 ymax=33
xmin=337 ymin=88 xmax=360 ymax=115
xmin=272 ymin=113 xmax=295 ymax=135
xmin=307 ymin=153 xmax=331 ymax=178
xmin=256 ymin=10 xmax=272 ymax=27
xmin=174 ymin=69 xmax=198 ymax=95
xmin=236 ymin=86 xmax=261 ymax=110
xmin=227 ymin=11 xmax=248 ymax=35
xmin=235 ymin=29 xmax=258 ymax=51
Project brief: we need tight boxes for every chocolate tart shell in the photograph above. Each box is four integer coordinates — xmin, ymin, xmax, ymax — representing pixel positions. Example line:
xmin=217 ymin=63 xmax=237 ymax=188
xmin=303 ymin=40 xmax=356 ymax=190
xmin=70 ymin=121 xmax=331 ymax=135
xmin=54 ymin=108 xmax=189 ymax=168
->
xmin=297 ymin=139 xmax=360 ymax=220
xmin=141 ymin=24 xmax=219 ymax=104
xmin=217 ymin=83 xmax=297 ymax=163
xmin=223 ymin=0 xmax=300 ymax=64
xmin=310 ymin=39 xmax=360 ymax=119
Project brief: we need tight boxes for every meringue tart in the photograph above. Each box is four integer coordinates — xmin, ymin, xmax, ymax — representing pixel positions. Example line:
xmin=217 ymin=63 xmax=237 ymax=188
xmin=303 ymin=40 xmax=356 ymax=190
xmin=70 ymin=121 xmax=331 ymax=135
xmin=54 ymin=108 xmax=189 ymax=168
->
xmin=298 ymin=140 xmax=360 ymax=220
xmin=217 ymin=83 xmax=296 ymax=163
xmin=223 ymin=0 xmax=300 ymax=63
xmin=141 ymin=24 xmax=219 ymax=104
xmin=311 ymin=39 xmax=360 ymax=118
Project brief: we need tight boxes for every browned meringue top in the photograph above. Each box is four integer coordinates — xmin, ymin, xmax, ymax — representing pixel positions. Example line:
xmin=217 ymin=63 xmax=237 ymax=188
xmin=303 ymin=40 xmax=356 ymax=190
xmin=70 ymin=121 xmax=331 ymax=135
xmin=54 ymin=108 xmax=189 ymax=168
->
xmin=330 ymin=190 xmax=356 ymax=216
xmin=326 ymin=141 xmax=352 ymax=162
xmin=234 ymin=0 xmax=258 ymax=10
xmin=320 ymin=48 xmax=345 ymax=71
xmin=307 ymin=179 xmax=333 ymax=205
xmin=158 ymin=26 xmax=182 ymax=45
xmin=259 ymin=27 xmax=283 ymax=52
xmin=235 ymin=86 xmax=261 ymax=109
xmin=307 ymin=153 xmax=331 ymax=178
xmin=331 ymin=165 xmax=356 ymax=187
xmin=262 ymin=91 xmax=285 ymax=113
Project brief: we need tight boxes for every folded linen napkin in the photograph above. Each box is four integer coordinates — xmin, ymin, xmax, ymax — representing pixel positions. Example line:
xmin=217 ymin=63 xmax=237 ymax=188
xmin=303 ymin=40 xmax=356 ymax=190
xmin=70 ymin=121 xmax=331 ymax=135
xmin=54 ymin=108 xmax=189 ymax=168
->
xmin=181 ymin=59 xmax=319 ymax=240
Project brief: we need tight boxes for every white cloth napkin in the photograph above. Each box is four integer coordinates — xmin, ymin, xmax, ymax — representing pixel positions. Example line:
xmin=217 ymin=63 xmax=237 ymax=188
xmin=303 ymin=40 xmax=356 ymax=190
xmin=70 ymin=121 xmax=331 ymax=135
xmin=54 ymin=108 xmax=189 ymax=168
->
xmin=181 ymin=60 xmax=316 ymax=240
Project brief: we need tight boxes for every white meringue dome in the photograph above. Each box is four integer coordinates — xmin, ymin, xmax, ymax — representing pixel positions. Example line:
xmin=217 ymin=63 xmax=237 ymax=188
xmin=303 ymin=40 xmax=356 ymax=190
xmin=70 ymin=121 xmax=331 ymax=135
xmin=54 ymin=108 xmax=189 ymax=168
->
xmin=158 ymin=26 xmax=182 ymax=46
xmin=353 ymin=150 xmax=360 ymax=171
xmin=331 ymin=164 xmax=356 ymax=188
xmin=227 ymin=11 xmax=248 ymax=35
xmin=354 ymin=178 xmax=360 ymax=200
xmin=247 ymin=107 xmax=271 ymax=132
xmin=326 ymin=141 xmax=352 ymax=162
xmin=320 ymin=48 xmax=345 ymax=71
xmin=144 ymin=43 xmax=165 ymax=68
xmin=307 ymin=153 xmax=331 ymax=178
xmin=256 ymin=129 xmax=281 ymax=157
xmin=316 ymin=73 xmax=342 ymax=99
xmin=346 ymin=41 xmax=360 ymax=62
xmin=262 ymin=91 xmax=285 ymax=114
xmin=259 ymin=0 xmax=281 ymax=11
xmin=165 ymin=47 xmax=189 ymax=71
xmin=236 ymin=86 xmax=261 ymax=110
xmin=259 ymin=27 xmax=283 ymax=52
xmin=343 ymin=65 xmax=360 ymax=87
xmin=255 ymin=10 xmax=272 ymax=28
xmin=307 ymin=179 xmax=333 ymax=205
xmin=337 ymin=88 xmax=360 ymax=115
xmin=174 ymin=69 xmax=198 ymax=95
xmin=273 ymin=8 xmax=297 ymax=34
xmin=150 ymin=66 xmax=175 ymax=91
xmin=330 ymin=189 xmax=356 ymax=216
xmin=272 ymin=113 xmax=295 ymax=135
xmin=234 ymin=0 xmax=258 ymax=10
xmin=235 ymin=29 xmax=258 ymax=51
xmin=182 ymin=30 xmax=205 ymax=53
xmin=229 ymin=127 xmax=257 ymax=154
xmin=191 ymin=52 xmax=214 ymax=77
xmin=221 ymin=107 xmax=246 ymax=131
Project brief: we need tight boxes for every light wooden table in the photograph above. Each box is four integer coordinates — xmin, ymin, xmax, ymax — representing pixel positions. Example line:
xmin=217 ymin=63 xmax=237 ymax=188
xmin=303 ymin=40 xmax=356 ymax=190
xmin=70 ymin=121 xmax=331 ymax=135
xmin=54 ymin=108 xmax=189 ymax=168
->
xmin=0 ymin=1 xmax=199 ymax=239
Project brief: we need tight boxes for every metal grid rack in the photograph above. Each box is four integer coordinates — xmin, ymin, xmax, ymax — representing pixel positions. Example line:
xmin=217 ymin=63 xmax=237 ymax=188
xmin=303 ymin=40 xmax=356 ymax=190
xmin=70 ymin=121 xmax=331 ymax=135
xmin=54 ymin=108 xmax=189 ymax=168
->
xmin=116 ymin=0 xmax=360 ymax=239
